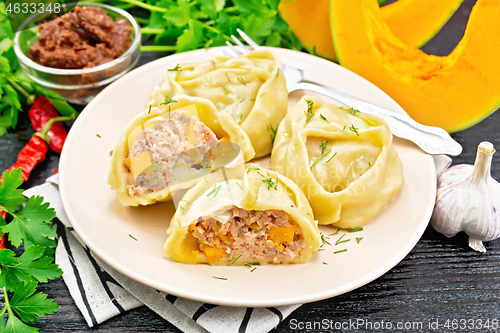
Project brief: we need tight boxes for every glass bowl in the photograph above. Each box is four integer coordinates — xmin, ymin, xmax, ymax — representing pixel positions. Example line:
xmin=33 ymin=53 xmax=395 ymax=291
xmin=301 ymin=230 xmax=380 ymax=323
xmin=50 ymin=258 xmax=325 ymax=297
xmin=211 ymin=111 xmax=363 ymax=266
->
xmin=14 ymin=2 xmax=141 ymax=104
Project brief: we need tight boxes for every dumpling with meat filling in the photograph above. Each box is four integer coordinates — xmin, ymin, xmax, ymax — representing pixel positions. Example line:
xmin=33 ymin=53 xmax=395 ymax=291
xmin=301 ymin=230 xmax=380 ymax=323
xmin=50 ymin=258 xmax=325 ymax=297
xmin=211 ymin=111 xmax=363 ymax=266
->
xmin=164 ymin=164 xmax=321 ymax=265
xmin=108 ymin=95 xmax=255 ymax=206
xmin=271 ymin=96 xmax=403 ymax=229
xmin=148 ymin=50 xmax=287 ymax=158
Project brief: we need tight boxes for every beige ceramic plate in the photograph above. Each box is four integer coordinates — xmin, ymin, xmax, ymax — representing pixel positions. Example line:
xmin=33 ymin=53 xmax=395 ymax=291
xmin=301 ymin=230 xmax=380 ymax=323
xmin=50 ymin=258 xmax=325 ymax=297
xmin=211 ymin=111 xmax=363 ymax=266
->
xmin=59 ymin=47 xmax=436 ymax=307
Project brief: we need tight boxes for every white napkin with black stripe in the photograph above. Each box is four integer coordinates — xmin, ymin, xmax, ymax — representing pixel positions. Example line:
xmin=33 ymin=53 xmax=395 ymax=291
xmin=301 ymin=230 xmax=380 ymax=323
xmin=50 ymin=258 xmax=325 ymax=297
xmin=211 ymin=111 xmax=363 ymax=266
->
xmin=23 ymin=175 xmax=300 ymax=333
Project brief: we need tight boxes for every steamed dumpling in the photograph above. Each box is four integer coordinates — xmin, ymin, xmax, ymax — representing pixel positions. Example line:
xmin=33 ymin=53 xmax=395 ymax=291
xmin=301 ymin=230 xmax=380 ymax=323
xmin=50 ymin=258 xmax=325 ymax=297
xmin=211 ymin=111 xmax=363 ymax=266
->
xmin=148 ymin=50 xmax=287 ymax=158
xmin=108 ymin=95 xmax=254 ymax=206
xmin=164 ymin=164 xmax=321 ymax=265
xmin=271 ymin=96 xmax=403 ymax=229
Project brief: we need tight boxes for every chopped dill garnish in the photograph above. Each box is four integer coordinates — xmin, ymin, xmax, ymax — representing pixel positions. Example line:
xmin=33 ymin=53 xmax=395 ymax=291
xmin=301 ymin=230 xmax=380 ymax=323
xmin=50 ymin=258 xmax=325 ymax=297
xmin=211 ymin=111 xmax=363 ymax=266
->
xmin=329 ymin=228 xmax=340 ymax=236
xmin=244 ymin=262 xmax=260 ymax=267
xmin=257 ymin=171 xmax=266 ymax=178
xmin=212 ymin=60 xmax=216 ymax=68
xmin=348 ymin=228 xmax=363 ymax=233
xmin=160 ymin=96 xmax=177 ymax=105
xmin=268 ymin=123 xmax=279 ymax=144
xmin=304 ymin=98 xmax=314 ymax=121
xmin=356 ymin=237 xmax=363 ymax=244
xmin=335 ymin=233 xmax=351 ymax=245
xmin=349 ymin=124 xmax=360 ymax=136
xmin=276 ymin=68 xmax=280 ymax=77
xmin=320 ymin=140 xmax=329 ymax=155
xmin=340 ymin=106 xmax=360 ymax=116
xmin=151 ymin=163 xmax=162 ymax=172
xmin=222 ymin=86 xmax=231 ymax=94
xmin=334 ymin=249 xmax=347 ymax=254
xmin=207 ymin=184 xmax=222 ymax=197
xmin=310 ymin=150 xmax=331 ymax=169
xmin=320 ymin=114 xmax=328 ymax=122
xmin=306 ymin=213 xmax=312 ymax=216
xmin=109 ymin=150 xmax=113 ymax=156
xmin=148 ymin=175 xmax=159 ymax=185
xmin=262 ymin=172 xmax=279 ymax=190
xmin=249 ymin=98 xmax=256 ymax=102
xmin=203 ymin=160 xmax=211 ymax=171
xmin=129 ymin=234 xmax=137 ymax=241
xmin=212 ymin=276 xmax=227 ymax=280
xmin=229 ymin=255 xmax=242 ymax=265
xmin=247 ymin=167 xmax=260 ymax=173
xmin=326 ymin=152 xmax=337 ymax=163
xmin=250 ymin=267 xmax=257 ymax=272
xmin=259 ymin=92 xmax=266 ymax=98
xmin=237 ymin=76 xmax=247 ymax=85
xmin=343 ymin=125 xmax=346 ymax=131
xmin=368 ymin=162 xmax=372 ymax=169
xmin=323 ymin=262 xmax=328 ymax=265
xmin=180 ymin=199 xmax=190 ymax=205
xmin=148 ymin=104 xmax=152 ymax=113
xmin=179 ymin=205 xmax=185 ymax=213
xmin=236 ymin=182 xmax=243 ymax=189
xmin=168 ymin=64 xmax=182 ymax=71
xmin=96 ymin=134 xmax=101 ymax=138
xmin=173 ymin=158 xmax=179 ymax=169
xmin=225 ymin=72 xmax=231 ymax=82
xmin=320 ymin=233 xmax=331 ymax=246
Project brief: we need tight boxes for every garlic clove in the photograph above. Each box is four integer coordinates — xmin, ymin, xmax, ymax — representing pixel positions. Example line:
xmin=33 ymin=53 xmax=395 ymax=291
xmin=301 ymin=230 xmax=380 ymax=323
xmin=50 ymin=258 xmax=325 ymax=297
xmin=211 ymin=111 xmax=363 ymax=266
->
xmin=430 ymin=141 xmax=500 ymax=252
xmin=469 ymin=238 xmax=486 ymax=253
xmin=433 ymin=155 xmax=452 ymax=178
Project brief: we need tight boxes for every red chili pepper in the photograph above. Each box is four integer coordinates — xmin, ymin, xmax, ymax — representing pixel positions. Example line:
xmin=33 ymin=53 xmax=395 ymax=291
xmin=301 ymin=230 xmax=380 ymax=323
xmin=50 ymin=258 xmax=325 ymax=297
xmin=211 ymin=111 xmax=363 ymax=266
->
xmin=5 ymin=115 xmax=74 ymax=182
xmin=0 ymin=211 xmax=6 ymax=249
xmin=6 ymin=136 xmax=49 ymax=182
xmin=29 ymin=96 xmax=68 ymax=154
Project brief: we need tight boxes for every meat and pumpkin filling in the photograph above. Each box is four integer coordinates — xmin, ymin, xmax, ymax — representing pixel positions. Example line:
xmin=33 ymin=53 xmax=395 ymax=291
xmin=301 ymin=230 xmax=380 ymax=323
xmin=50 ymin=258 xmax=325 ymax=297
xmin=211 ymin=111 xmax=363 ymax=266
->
xmin=188 ymin=207 xmax=306 ymax=263
xmin=126 ymin=109 xmax=218 ymax=195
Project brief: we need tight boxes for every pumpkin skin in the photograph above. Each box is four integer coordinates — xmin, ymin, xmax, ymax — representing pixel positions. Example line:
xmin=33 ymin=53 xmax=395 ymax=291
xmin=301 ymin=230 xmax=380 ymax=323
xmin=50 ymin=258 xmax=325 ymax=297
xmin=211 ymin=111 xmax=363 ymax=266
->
xmin=278 ymin=0 xmax=464 ymax=61
xmin=331 ymin=0 xmax=500 ymax=132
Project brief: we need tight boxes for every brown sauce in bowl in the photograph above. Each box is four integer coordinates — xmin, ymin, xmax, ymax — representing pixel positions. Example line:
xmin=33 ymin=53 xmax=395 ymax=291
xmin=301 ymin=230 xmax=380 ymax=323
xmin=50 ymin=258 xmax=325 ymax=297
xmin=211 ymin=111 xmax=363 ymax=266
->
xmin=27 ymin=6 xmax=132 ymax=69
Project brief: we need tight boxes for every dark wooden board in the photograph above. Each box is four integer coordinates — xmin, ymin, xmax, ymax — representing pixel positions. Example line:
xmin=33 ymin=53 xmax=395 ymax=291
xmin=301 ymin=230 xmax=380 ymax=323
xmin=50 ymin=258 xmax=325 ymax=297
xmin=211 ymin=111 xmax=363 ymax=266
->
xmin=2 ymin=0 xmax=500 ymax=331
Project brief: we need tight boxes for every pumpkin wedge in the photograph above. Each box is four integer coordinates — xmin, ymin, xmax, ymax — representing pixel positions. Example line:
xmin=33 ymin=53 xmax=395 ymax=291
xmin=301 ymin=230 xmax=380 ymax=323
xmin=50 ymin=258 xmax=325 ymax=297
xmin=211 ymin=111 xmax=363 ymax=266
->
xmin=331 ymin=0 xmax=500 ymax=132
xmin=279 ymin=0 xmax=464 ymax=61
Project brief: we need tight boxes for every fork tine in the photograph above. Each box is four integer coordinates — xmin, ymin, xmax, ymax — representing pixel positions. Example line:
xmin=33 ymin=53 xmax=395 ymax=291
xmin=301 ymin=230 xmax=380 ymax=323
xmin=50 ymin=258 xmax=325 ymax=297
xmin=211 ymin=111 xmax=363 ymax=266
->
xmin=237 ymin=28 xmax=261 ymax=50
xmin=231 ymin=35 xmax=251 ymax=54
xmin=225 ymin=41 xmax=243 ymax=57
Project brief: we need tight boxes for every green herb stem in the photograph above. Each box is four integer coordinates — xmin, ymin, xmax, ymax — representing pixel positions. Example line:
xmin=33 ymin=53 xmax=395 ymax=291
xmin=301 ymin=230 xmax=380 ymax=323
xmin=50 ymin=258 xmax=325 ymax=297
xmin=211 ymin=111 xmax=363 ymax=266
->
xmin=117 ymin=0 xmax=166 ymax=12
xmin=5 ymin=77 xmax=35 ymax=105
xmin=141 ymin=45 xmax=177 ymax=52
xmin=141 ymin=27 xmax=165 ymax=34
xmin=133 ymin=16 xmax=149 ymax=25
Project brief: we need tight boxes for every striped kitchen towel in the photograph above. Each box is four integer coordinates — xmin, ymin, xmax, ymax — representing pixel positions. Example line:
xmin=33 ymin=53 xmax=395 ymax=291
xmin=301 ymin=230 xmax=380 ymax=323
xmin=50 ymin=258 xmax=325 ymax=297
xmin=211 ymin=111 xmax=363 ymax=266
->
xmin=23 ymin=175 xmax=300 ymax=333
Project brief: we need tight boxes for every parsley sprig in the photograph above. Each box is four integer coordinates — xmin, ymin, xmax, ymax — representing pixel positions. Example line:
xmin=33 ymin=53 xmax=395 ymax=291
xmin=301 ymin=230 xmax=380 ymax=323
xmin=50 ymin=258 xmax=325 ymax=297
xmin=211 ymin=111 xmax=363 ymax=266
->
xmin=0 ymin=169 xmax=63 ymax=332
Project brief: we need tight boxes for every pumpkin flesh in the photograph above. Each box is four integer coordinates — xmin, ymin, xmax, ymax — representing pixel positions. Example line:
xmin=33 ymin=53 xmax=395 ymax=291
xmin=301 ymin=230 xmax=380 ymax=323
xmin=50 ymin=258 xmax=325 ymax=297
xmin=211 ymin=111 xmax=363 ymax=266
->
xmin=278 ymin=0 xmax=464 ymax=61
xmin=331 ymin=0 xmax=500 ymax=132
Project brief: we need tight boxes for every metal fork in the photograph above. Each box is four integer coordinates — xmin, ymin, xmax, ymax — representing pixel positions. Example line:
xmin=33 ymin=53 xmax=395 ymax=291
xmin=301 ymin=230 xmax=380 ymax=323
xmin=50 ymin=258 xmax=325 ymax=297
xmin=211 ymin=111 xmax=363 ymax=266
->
xmin=225 ymin=29 xmax=462 ymax=156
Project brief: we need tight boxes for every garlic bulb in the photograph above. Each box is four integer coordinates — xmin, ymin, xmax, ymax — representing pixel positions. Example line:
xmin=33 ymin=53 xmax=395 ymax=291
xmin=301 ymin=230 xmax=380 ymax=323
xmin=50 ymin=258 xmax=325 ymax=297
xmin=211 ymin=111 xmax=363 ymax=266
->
xmin=430 ymin=141 xmax=500 ymax=252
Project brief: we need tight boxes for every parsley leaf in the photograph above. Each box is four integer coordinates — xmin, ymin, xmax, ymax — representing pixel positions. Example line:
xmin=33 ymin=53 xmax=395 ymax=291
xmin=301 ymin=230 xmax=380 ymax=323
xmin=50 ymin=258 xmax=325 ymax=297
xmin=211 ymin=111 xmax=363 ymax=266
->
xmin=0 ymin=246 xmax=61 ymax=291
xmin=1 ymin=195 xmax=57 ymax=250
xmin=9 ymin=281 xmax=59 ymax=323
xmin=0 ymin=169 xmax=24 ymax=213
